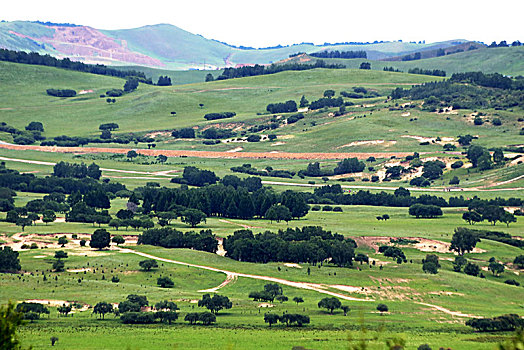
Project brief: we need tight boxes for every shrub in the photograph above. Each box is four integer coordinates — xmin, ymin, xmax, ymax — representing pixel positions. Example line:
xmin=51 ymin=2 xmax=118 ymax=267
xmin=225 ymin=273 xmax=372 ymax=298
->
xmin=451 ymin=161 xmax=464 ymax=169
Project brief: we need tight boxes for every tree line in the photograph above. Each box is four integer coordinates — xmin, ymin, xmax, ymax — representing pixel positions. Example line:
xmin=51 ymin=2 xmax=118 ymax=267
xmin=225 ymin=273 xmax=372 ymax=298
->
xmin=0 ymin=48 xmax=151 ymax=82
xmin=391 ymin=78 xmax=524 ymax=110
xmin=216 ymin=60 xmax=345 ymax=81
xmin=223 ymin=226 xmax=356 ymax=265
xmin=310 ymin=50 xmax=367 ymax=59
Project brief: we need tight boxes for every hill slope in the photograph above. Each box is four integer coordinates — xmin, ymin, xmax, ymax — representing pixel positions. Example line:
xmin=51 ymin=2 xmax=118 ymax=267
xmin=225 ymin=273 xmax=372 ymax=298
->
xmin=281 ymin=46 xmax=524 ymax=76
xmin=0 ymin=20 xmax=468 ymax=70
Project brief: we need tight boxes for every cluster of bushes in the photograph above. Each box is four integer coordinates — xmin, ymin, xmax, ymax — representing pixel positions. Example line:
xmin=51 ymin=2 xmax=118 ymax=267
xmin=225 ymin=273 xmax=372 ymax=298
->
xmin=309 ymin=97 xmax=344 ymax=110
xmin=378 ymin=245 xmax=407 ymax=263
xmin=230 ymin=164 xmax=295 ymax=179
xmin=0 ymin=122 xmax=46 ymax=145
xmin=171 ymin=128 xmax=196 ymax=138
xmin=203 ymin=112 xmax=236 ymax=121
xmin=302 ymin=184 xmax=521 ymax=209
xmin=46 ymin=89 xmax=76 ymax=97
xmin=456 ymin=227 xmax=523 ymax=248
xmin=53 ymin=162 xmax=101 ymax=180
xmin=137 ymin=228 xmax=218 ymax=253
xmin=408 ymin=203 xmax=443 ymax=218
xmin=287 ymin=113 xmax=304 ymax=124
xmin=300 ymin=158 xmax=365 ymax=177
xmin=267 ymin=100 xmax=298 ymax=114
xmin=223 ymin=226 xmax=356 ymax=265
xmin=392 ymin=77 xmax=524 ymax=110
xmin=0 ymin=48 xmax=151 ymax=82
xmin=466 ymin=314 xmax=524 ymax=332
xmin=170 ymin=166 xmax=219 ymax=186
xmin=407 ymin=68 xmax=446 ymax=77
xmin=264 ymin=313 xmax=310 ymax=327
xmin=40 ymin=133 xmax=153 ymax=147
xmin=201 ymin=128 xmax=236 ymax=140
xmin=0 ymin=162 xmax=126 ymax=195
xmin=216 ymin=60 xmax=345 ymax=80
xmin=310 ymin=50 xmax=367 ymax=59
xmin=340 ymin=87 xmax=380 ymax=99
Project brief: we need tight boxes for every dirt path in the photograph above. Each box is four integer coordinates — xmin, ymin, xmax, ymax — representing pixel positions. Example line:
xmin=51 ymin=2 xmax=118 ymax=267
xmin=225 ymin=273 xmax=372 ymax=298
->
xmin=120 ymin=248 xmax=479 ymax=317
xmin=261 ymin=180 xmax=524 ymax=192
xmin=0 ymin=156 xmax=179 ymax=177
xmin=415 ymin=302 xmax=478 ymax=318
xmin=0 ymin=141 xmax=417 ymax=160
xmin=198 ymin=273 xmax=237 ymax=293
xmin=118 ymin=248 xmax=372 ymax=302
xmin=218 ymin=219 xmax=261 ymax=229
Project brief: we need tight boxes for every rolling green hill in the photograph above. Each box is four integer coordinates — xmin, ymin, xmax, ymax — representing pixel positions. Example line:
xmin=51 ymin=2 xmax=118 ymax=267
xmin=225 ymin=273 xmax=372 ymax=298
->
xmin=0 ymin=20 xmax=469 ymax=70
xmin=283 ymin=46 xmax=524 ymax=76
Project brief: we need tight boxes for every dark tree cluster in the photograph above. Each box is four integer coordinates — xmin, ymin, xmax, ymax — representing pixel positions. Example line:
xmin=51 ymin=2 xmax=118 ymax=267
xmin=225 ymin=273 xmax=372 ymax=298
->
xmin=0 ymin=122 xmax=45 ymax=145
xmin=264 ymin=313 xmax=310 ymax=327
xmin=300 ymin=183 xmax=521 ymax=209
xmin=0 ymin=48 xmax=151 ymax=82
xmin=170 ymin=166 xmax=218 ymax=186
xmin=203 ymin=112 xmax=236 ymax=121
xmin=391 ymin=75 xmax=524 ymax=110
xmin=466 ymin=314 xmax=524 ymax=332
xmin=310 ymin=50 xmax=367 ymax=59
xmin=46 ymin=89 xmax=76 ymax=97
xmin=217 ymin=60 xmax=345 ymax=81
xmin=453 ymin=227 xmax=523 ymax=249
xmin=266 ymin=100 xmax=298 ymax=114
xmin=309 ymin=97 xmax=344 ymax=110
xmin=407 ymin=68 xmax=446 ymax=77
xmin=231 ymin=164 xmax=295 ymax=179
xmin=137 ymin=228 xmax=218 ymax=253
xmin=53 ymin=162 xmax=101 ymax=180
xmin=156 ymin=76 xmax=172 ymax=86
xmin=223 ymin=226 xmax=356 ymax=265
xmin=300 ymin=158 xmax=365 ymax=177
xmin=378 ymin=245 xmax=407 ymax=263
xmin=0 ymin=162 xmax=126 ymax=196
xmin=408 ymin=203 xmax=443 ymax=218
xmin=0 ymin=246 xmax=21 ymax=272
xmin=171 ymin=128 xmax=196 ymax=139
xmin=146 ymin=181 xmax=308 ymax=221
xmin=401 ymin=52 xmax=422 ymax=61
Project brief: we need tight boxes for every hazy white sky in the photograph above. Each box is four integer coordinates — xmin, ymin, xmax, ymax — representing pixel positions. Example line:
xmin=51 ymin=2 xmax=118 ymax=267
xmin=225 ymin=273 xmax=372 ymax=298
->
xmin=3 ymin=0 xmax=523 ymax=47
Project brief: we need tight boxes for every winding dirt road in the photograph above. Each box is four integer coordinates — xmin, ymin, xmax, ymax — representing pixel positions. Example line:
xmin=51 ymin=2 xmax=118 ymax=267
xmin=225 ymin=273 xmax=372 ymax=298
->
xmin=0 ymin=141 xmax=418 ymax=160
xmin=119 ymin=247 xmax=481 ymax=318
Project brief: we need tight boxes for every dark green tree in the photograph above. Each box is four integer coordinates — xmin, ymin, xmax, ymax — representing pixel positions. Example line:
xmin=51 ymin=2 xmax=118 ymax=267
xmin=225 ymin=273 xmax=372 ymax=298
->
xmin=90 ymin=229 xmax=111 ymax=250
xmin=139 ymin=259 xmax=158 ymax=271
xmin=318 ymin=297 xmax=341 ymax=314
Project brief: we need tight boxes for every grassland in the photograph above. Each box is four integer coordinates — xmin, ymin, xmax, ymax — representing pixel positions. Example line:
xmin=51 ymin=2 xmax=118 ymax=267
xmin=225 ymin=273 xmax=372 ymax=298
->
xmin=1 ymin=59 xmax=523 ymax=350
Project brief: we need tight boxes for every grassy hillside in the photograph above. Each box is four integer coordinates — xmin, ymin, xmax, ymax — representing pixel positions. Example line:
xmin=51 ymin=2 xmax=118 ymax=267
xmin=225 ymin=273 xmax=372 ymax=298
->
xmin=115 ymin=65 xmax=223 ymax=85
xmin=0 ymin=60 xmax=440 ymax=138
xmin=290 ymin=47 xmax=524 ymax=76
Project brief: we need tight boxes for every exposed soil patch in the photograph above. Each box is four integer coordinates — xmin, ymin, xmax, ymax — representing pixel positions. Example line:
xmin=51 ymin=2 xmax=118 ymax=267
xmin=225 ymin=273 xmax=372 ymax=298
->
xmin=218 ymin=219 xmax=261 ymax=229
xmin=0 ymin=142 xmax=418 ymax=160
xmin=336 ymin=140 xmax=397 ymax=149
xmin=283 ymin=263 xmax=302 ymax=269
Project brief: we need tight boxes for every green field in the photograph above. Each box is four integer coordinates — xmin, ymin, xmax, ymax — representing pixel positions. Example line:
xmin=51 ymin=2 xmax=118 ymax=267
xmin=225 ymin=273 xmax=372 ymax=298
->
xmin=1 ymin=56 xmax=523 ymax=350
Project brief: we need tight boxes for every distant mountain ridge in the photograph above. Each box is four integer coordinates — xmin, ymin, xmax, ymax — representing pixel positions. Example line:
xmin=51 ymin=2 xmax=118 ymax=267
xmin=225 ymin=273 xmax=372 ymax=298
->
xmin=0 ymin=20 xmax=470 ymax=70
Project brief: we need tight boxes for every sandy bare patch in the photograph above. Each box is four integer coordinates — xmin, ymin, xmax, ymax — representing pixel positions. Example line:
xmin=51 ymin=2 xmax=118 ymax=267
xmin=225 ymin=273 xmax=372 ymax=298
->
xmin=258 ymin=303 xmax=274 ymax=308
xmin=271 ymin=142 xmax=286 ymax=146
xmin=354 ymin=236 xmax=486 ymax=255
xmin=218 ymin=219 xmax=261 ymax=229
xmin=216 ymin=237 xmax=226 ymax=257
xmin=401 ymin=112 xmax=411 ymax=117
xmin=428 ymin=291 xmax=465 ymax=297
xmin=283 ymin=263 xmax=302 ymax=269
xmin=67 ymin=268 xmax=91 ymax=273
xmin=330 ymin=285 xmax=365 ymax=293
xmin=416 ymin=302 xmax=478 ymax=318
xmin=337 ymin=140 xmax=397 ymax=149
xmin=226 ymin=147 xmax=243 ymax=153
xmin=33 ymin=255 xmax=48 ymax=259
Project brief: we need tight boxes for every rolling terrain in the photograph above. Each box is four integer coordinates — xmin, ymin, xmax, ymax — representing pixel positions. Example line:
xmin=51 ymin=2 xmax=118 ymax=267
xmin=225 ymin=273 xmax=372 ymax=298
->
xmin=0 ymin=20 xmax=470 ymax=69
xmin=0 ymin=44 xmax=523 ymax=350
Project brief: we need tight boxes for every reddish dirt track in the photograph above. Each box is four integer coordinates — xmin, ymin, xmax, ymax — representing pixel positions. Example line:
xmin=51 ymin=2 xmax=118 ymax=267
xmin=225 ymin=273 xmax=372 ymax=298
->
xmin=0 ymin=143 xmax=418 ymax=160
